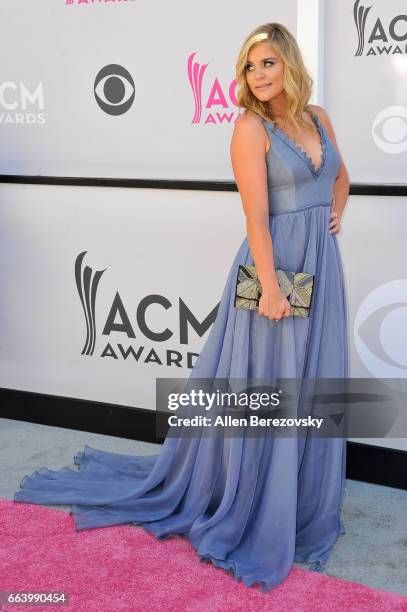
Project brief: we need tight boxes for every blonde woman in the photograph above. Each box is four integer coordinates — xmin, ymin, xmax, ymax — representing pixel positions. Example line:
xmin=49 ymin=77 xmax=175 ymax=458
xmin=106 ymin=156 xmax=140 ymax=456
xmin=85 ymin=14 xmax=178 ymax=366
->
xmin=15 ymin=23 xmax=350 ymax=592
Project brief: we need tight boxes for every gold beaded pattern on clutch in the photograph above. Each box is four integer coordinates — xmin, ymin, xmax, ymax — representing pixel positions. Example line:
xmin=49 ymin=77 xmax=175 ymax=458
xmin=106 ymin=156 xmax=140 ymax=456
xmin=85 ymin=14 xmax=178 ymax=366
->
xmin=234 ymin=265 xmax=315 ymax=318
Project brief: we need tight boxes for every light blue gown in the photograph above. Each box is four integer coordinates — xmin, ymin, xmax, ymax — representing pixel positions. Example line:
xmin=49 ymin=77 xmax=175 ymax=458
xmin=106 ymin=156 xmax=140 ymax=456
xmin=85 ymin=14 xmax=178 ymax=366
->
xmin=14 ymin=111 xmax=348 ymax=592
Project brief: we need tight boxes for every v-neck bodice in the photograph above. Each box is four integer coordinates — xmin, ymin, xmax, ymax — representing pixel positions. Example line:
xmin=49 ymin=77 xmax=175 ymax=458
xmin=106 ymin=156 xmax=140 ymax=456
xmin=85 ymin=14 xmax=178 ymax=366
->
xmin=271 ymin=112 xmax=326 ymax=177
xmin=261 ymin=110 xmax=341 ymax=216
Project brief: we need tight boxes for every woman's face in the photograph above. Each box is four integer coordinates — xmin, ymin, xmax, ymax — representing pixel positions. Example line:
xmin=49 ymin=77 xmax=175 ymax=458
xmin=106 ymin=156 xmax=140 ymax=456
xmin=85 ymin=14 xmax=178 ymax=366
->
xmin=244 ymin=41 xmax=284 ymax=103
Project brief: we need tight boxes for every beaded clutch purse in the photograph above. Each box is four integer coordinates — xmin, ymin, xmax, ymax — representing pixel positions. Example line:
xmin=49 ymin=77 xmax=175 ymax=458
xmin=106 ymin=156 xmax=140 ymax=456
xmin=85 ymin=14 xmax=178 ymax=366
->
xmin=234 ymin=264 xmax=315 ymax=318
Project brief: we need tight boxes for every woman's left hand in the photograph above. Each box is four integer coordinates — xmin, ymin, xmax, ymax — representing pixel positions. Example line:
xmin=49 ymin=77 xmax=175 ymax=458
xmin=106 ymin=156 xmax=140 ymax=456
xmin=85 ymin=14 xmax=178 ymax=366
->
xmin=329 ymin=209 xmax=341 ymax=234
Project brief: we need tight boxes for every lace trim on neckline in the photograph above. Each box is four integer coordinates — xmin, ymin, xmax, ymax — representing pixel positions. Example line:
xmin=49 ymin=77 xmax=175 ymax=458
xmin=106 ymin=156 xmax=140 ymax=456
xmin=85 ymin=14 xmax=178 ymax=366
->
xmin=271 ymin=112 xmax=327 ymax=177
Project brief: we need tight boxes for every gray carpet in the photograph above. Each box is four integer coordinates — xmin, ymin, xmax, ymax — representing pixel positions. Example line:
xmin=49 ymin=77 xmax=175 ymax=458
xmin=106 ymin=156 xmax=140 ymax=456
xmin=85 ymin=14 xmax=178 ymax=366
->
xmin=1 ymin=417 xmax=406 ymax=596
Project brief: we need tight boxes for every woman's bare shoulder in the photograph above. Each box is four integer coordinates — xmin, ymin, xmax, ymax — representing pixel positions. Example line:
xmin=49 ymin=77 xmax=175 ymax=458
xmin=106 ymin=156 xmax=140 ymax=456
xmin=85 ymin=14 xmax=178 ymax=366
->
xmin=234 ymin=109 xmax=265 ymax=128
xmin=307 ymin=104 xmax=335 ymax=134
xmin=308 ymin=104 xmax=347 ymax=175
xmin=233 ymin=110 xmax=270 ymax=153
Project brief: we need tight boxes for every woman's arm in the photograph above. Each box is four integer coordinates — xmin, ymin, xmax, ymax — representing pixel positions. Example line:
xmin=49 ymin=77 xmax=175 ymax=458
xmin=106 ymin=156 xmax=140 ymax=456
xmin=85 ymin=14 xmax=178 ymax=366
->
xmin=311 ymin=104 xmax=350 ymax=222
xmin=230 ymin=110 xmax=280 ymax=294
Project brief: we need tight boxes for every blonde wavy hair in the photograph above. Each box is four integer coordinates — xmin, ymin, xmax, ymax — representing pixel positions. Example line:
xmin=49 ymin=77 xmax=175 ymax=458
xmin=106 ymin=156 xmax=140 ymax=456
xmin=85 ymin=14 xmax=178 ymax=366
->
xmin=235 ymin=22 xmax=314 ymax=131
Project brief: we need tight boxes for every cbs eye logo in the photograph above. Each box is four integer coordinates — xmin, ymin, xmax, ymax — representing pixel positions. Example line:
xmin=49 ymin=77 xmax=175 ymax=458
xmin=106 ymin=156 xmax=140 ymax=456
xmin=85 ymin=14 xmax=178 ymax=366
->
xmin=94 ymin=64 xmax=135 ymax=115
xmin=372 ymin=106 xmax=407 ymax=154
xmin=354 ymin=280 xmax=407 ymax=388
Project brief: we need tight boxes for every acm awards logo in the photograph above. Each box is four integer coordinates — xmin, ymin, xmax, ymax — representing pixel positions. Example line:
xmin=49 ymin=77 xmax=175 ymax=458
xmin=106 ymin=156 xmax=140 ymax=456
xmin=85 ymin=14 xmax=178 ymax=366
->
xmin=75 ymin=251 xmax=218 ymax=367
xmin=187 ymin=52 xmax=239 ymax=125
xmin=354 ymin=0 xmax=407 ymax=56
xmin=0 ymin=82 xmax=46 ymax=125
xmin=66 ymin=0 xmax=136 ymax=5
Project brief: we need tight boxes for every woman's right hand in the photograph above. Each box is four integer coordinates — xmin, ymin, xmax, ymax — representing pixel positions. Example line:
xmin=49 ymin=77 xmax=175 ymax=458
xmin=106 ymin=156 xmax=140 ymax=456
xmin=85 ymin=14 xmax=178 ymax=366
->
xmin=258 ymin=287 xmax=292 ymax=321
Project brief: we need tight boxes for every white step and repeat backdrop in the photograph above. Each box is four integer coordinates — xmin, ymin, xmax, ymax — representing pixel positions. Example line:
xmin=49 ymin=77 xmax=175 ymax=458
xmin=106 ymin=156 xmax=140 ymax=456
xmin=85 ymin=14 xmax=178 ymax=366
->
xmin=0 ymin=0 xmax=296 ymax=179
xmin=1 ymin=0 xmax=406 ymax=451
xmin=324 ymin=0 xmax=407 ymax=183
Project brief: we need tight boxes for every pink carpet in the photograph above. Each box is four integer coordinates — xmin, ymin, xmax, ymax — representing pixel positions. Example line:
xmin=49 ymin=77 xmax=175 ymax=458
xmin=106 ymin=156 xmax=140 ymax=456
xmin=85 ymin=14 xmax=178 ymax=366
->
xmin=1 ymin=498 xmax=406 ymax=611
